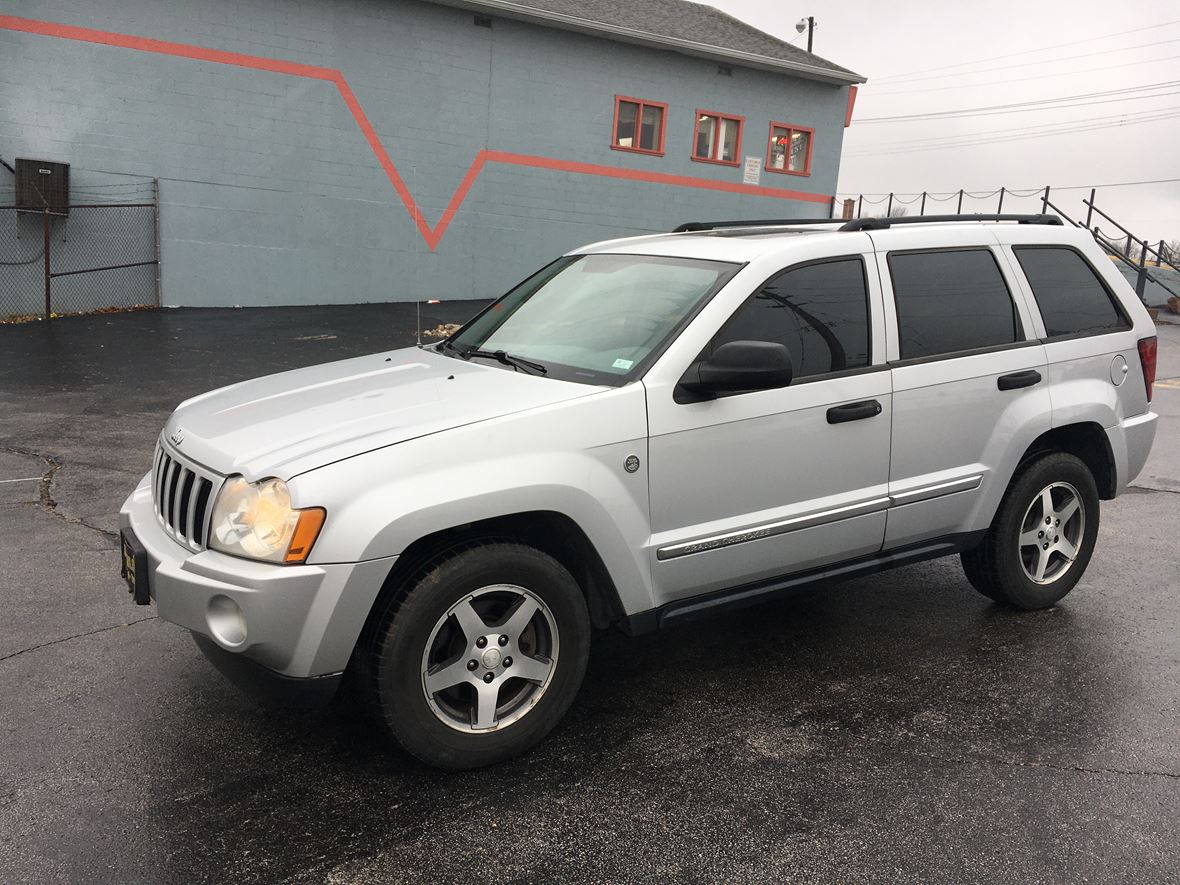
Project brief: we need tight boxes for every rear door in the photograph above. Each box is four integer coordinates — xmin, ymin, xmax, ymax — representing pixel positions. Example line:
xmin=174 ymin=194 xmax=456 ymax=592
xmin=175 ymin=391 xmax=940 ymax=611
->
xmin=874 ymin=227 xmax=1051 ymax=548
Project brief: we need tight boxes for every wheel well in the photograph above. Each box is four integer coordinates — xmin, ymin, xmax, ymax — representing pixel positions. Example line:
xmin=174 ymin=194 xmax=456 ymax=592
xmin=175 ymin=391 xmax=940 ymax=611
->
xmin=1019 ymin=422 xmax=1116 ymax=499
xmin=360 ymin=511 xmax=626 ymax=640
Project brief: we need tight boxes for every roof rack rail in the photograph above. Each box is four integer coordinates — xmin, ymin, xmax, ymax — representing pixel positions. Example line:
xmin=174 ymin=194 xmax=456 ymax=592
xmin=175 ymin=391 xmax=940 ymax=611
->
xmin=673 ymin=218 xmax=843 ymax=233
xmin=839 ymin=213 xmax=1063 ymax=231
xmin=673 ymin=214 xmax=1063 ymax=234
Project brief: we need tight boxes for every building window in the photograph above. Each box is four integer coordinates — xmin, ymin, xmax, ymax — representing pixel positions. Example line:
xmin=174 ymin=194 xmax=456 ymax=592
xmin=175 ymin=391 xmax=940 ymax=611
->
xmin=766 ymin=122 xmax=814 ymax=176
xmin=692 ymin=111 xmax=743 ymax=166
xmin=613 ymin=96 xmax=667 ymax=155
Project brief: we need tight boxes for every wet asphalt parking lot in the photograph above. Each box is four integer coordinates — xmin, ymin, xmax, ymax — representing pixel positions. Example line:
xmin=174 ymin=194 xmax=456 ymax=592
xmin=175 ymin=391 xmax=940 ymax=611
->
xmin=1 ymin=306 xmax=1178 ymax=883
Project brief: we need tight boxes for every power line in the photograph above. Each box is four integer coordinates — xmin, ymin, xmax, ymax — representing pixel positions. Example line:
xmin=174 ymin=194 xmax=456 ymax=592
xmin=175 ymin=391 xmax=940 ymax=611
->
xmin=839 ymin=179 xmax=1180 ymax=197
xmin=857 ymin=92 xmax=1180 ymax=125
xmin=845 ymin=110 xmax=1180 ymax=157
xmin=847 ymin=111 xmax=1180 ymax=156
xmin=847 ymin=108 xmax=1180 ymax=154
xmin=870 ymin=54 xmax=1180 ymax=97
xmin=878 ymin=37 xmax=1180 ymax=86
xmin=873 ymin=22 xmax=1180 ymax=82
xmin=850 ymin=105 xmax=1180 ymax=149
xmin=855 ymin=80 xmax=1180 ymax=123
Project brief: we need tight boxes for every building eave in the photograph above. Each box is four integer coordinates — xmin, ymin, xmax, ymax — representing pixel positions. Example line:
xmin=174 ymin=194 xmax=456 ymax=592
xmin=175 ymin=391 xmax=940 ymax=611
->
xmin=427 ymin=0 xmax=868 ymax=86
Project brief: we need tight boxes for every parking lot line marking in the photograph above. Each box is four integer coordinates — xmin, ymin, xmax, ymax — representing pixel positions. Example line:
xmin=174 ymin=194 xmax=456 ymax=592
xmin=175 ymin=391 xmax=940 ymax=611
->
xmin=0 ymin=477 xmax=42 ymax=484
xmin=0 ymin=13 xmax=834 ymax=252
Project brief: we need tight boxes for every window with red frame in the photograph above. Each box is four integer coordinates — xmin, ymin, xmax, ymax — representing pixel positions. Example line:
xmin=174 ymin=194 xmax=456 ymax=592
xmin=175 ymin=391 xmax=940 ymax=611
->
xmin=766 ymin=122 xmax=814 ymax=175
xmin=613 ymin=96 xmax=667 ymax=155
xmin=692 ymin=111 xmax=743 ymax=166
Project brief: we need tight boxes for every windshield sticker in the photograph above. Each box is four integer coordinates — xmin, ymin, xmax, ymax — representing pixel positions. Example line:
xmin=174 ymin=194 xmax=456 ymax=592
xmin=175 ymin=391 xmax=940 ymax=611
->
xmin=612 ymin=358 xmax=634 ymax=370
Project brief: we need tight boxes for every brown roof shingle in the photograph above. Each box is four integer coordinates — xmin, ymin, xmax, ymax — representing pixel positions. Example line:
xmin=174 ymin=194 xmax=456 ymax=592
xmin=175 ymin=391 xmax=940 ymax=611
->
xmin=429 ymin=0 xmax=866 ymax=84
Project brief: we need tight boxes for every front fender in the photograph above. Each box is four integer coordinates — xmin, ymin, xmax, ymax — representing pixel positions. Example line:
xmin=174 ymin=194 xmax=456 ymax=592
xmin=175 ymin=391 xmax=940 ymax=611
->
xmin=290 ymin=385 xmax=655 ymax=615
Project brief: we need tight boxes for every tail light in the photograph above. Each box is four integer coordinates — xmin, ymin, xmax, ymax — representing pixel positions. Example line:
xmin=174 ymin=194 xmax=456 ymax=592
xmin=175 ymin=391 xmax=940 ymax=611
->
xmin=1137 ymin=336 xmax=1157 ymax=402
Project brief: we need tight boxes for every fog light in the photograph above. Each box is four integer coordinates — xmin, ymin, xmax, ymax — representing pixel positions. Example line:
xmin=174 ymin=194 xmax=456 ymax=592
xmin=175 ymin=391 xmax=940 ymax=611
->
xmin=207 ymin=594 xmax=247 ymax=646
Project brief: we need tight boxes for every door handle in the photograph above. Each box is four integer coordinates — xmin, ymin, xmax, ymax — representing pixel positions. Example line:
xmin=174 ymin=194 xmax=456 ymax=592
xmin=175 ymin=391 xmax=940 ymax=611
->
xmin=826 ymin=399 xmax=883 ymax=424
xmin=997 ymin=369 xmax=1042 ymax=391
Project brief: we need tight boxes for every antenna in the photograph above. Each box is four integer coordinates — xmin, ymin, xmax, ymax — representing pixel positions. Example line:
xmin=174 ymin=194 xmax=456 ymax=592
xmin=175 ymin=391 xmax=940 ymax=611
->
xmin=416 ymin=299 xmax=443 ymax=346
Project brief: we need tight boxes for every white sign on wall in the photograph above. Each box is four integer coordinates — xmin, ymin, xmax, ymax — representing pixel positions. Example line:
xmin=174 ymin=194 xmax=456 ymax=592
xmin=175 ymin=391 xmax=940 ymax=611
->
xmin=742 ymin=156 xmax=762 ymax=185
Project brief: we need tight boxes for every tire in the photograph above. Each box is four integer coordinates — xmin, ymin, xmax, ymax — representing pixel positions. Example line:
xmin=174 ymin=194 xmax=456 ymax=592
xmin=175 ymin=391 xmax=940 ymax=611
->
xmin=365 ymin=542 xmax=590 ymax=770
xmin=960 ymin=452 xmax=1100 ymax=610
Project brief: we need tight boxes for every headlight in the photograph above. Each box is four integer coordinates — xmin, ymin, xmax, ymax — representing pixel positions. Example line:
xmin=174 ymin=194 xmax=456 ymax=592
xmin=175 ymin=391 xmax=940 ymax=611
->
xmin=208 ymin=476 xmax=325 ymax=564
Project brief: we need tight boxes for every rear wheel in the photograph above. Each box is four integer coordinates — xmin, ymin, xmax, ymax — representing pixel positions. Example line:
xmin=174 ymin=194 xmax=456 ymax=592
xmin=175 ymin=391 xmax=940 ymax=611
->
xmin=364 ymin=542 xmax=590 ymax=769
xmin=961 ymin=452 xmax=1100 ymax=609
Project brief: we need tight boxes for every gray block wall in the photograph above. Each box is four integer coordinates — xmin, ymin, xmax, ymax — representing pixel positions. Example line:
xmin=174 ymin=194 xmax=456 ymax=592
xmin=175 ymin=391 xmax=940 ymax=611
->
xmin=0 ymin=0 xmax=851 ymax=307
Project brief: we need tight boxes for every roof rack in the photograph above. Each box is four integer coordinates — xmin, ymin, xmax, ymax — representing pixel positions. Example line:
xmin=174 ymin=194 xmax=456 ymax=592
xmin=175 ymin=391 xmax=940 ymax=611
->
xmin=673 ymin=213 xmax=1064 ymax=234
xmin=840 ymin=213 xmax=1063 ymax=231
xmin=673 ymin=218 xmax=843 ymax=233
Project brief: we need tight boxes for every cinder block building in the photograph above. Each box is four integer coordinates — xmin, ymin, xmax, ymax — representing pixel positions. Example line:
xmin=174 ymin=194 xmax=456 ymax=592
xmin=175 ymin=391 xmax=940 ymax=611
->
xmin=0 ymin=0 xmax=864 ymax=308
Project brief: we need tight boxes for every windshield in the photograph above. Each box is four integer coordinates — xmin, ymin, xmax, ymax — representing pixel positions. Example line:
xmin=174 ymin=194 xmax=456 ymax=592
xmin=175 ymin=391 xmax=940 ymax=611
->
xmin=443 ymin=253 xmax=741 ymax=385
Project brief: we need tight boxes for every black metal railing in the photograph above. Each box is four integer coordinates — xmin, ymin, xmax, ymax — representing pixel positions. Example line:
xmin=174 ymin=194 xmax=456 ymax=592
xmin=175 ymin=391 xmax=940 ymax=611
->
xmin=837 ymin=185 xmax=1177 ymax=305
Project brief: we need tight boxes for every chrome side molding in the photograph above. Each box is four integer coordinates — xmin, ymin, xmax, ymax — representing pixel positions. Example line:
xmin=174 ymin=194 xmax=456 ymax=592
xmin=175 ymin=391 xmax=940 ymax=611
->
xmin=657 ymin=475 xmax=984 ymax=561
xmin=888 ymin=474 xmax=982 ymax=507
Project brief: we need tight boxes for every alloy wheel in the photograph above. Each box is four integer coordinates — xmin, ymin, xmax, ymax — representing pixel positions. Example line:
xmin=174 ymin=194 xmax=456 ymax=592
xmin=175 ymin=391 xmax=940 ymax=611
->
xmin=420 ymin=584 xmax=559 ymax=732
xmin=1018 ymin=481 xmax=1085 ymax=585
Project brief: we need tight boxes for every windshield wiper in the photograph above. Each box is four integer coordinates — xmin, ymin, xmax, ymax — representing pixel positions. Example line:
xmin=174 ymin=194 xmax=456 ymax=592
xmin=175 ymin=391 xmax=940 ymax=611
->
xmin=457 ymin=347 xmax=548 ymax=375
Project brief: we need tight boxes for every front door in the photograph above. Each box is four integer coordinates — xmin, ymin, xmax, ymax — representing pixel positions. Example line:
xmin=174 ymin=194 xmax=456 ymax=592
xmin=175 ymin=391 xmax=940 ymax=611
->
xmin=644 ymin=242 xmax=892 ymax=603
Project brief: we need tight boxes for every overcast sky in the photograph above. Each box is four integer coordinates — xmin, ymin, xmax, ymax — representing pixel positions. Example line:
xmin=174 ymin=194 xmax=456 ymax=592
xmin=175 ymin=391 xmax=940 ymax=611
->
xmin=706 ymin=0 xmax=1180 ymax=242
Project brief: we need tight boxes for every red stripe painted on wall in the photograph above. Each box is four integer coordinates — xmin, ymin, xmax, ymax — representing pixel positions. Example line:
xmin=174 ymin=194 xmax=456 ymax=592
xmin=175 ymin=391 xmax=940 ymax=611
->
xmin=0 ymin=14 xmax=835 ymax=250
xmin=844 ymin=85 xmax=859 ymax=128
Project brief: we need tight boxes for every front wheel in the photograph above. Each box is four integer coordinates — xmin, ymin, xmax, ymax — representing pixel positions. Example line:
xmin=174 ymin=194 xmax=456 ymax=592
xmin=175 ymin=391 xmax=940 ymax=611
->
xmin=364 ymin=542 xmax=590 ymax=770
xmin=961 ymin=452 xmax=1100 ymax=609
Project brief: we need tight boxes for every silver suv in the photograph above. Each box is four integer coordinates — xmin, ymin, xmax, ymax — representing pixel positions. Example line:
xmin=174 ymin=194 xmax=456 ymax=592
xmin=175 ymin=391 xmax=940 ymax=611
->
xmin=120 ymin=214 xmax=1159 ymax=769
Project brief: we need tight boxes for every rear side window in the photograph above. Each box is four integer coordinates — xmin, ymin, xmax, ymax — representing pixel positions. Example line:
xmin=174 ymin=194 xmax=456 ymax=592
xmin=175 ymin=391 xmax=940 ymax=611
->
xmin=1013 ymin=246 xmax=1129 ymax=337
xmin=888 ymin=249 xmax=1020 ymax=360
xmin=710 ymin=258 xmax=870 ymax=379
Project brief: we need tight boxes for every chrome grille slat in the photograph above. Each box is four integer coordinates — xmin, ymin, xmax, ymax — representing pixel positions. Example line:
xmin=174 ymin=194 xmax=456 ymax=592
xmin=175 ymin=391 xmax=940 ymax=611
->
xmin=151 ymin=440 xmax=224 ymax=552
xmin=170 ymin=464 xmax=185 ymax=530
xmin=184 ymin=475 xmax=200 ymax=546
xmin=155 ymin=452 xmax=169 ymax=508
xmin=167 ymin=461 xmax=181 ymax=526
xmin=152 ymin=447 xmax=164 ymax=500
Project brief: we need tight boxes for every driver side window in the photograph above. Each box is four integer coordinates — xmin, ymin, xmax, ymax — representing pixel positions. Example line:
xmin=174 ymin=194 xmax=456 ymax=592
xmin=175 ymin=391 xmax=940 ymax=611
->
xmin=709 ymin=257 xmax=871 ymax=380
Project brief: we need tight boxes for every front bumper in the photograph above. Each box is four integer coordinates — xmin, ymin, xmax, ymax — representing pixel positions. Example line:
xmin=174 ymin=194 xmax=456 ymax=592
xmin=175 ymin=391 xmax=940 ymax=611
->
xmin=119 ymin=472 xmax=396 ymax=686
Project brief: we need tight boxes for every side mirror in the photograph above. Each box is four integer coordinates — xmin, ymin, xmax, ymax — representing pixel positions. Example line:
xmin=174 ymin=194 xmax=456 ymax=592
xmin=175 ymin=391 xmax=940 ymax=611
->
xmin=679 ymin=340 xmax=794 ymax=398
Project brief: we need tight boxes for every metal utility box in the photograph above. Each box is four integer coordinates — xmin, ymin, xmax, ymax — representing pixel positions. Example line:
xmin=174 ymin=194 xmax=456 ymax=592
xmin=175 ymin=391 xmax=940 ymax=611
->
xmin=15 ymin=158 xmax=70 ymax=215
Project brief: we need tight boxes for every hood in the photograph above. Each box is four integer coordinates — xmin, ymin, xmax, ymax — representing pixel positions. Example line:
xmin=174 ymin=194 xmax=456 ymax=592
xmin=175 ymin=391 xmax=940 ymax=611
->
xmin=163 ymin=346 xmax=602 ymax=479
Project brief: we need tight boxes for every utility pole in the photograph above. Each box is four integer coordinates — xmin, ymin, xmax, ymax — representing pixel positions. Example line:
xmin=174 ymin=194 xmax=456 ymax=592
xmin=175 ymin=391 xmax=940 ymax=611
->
xmin=795 ymin=16 xmax=816 ymax=52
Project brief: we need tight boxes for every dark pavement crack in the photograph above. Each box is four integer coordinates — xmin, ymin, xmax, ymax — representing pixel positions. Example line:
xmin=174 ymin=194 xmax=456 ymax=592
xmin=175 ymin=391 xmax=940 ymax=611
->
xmin=913 ymin=748 xmax=1180 ymax=781
xmin=0 ymin=615 xmax=157 ymax=663
xmin=0 ymin=445 xmax=118 ymax=539
xmin=1129 ymin=482 xmax=1180 ymax=496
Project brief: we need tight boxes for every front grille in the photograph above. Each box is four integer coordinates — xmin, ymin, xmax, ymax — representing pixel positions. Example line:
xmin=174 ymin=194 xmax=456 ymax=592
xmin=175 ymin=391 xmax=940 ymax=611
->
xmin=152 ymin=442 xmax=221 ymax=551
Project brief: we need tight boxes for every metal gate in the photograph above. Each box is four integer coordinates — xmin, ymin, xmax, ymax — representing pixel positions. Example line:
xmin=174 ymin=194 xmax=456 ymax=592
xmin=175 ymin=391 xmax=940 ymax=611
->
xmin=0 ymin=194 xmax=160 ymax=322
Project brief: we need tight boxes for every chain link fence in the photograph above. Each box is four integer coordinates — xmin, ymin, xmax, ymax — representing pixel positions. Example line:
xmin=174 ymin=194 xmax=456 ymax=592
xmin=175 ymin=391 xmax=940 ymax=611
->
xmin=0 ymin=179 xmax=159 ymax=321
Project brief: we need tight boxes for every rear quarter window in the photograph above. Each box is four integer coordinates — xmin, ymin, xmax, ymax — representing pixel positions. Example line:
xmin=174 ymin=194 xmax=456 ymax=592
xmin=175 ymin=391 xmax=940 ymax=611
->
xmin=1012 ymin=246 xmax=1130 ymax=337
